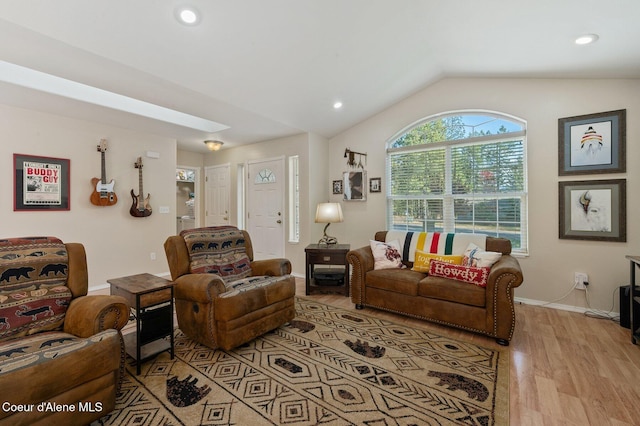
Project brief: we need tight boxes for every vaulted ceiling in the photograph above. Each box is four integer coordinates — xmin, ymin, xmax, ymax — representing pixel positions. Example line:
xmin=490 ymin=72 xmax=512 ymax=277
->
xmin=1 ymin=0 xmax=639 ymax=152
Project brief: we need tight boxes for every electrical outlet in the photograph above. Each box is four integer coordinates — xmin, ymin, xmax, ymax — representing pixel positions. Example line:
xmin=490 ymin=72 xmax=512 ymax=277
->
xmin=150 ymin=252 xmax=156 ymax=261
xmin=574 ymin=272 xmax=588 ymax=290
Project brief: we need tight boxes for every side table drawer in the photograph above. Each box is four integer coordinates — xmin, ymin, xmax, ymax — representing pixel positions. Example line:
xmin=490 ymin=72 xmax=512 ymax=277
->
xmin=140 ymin=288 xmax=172 ymax=308
xmin=308 ymin=252 xmax=346 ymax=265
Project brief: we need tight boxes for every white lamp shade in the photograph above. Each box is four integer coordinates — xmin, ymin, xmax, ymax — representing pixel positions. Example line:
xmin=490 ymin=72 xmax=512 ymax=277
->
xmin=315 ymin=203 xmax=343 ymax=223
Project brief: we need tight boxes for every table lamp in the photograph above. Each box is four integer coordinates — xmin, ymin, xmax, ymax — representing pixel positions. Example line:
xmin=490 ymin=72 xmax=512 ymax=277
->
xmin=315 ymin=202 xmax=343 ymax=245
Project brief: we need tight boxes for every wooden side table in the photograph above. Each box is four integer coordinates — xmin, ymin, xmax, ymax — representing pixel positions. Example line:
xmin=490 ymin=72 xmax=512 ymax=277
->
xmin=305 ymin=244 xmax=350 ymax=296
xmin=108 ymin=273 xmax=175 ymax=374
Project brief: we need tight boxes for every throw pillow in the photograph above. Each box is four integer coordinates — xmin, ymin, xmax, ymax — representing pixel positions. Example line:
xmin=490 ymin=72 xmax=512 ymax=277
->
xmin=370 ymin=240 xmax=404 ymax=270
xmin=411 ymin=250 xmax=463 ymax=273
xmin=462 ymin=243 xmax=502 ymax=268
xmin=429 ymin=260 xmax=491 ymax=287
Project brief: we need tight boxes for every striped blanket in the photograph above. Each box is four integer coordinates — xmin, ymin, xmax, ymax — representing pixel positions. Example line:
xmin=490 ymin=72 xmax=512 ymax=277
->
xmin=385 ymin=231 xmax=487 ymax=262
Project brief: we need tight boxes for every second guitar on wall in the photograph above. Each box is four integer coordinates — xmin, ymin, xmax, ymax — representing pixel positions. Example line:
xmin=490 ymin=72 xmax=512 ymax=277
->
xmin=130 ymin=157 xmax=152 ymax=217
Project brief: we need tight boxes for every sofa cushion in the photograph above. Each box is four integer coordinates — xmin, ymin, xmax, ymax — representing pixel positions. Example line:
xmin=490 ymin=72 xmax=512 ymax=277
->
xmin=429 ymin=260 xmax=491 ymax=287
xmin=365 ymin=269 xmax=425 ymax=296
xmin=418 ymin=275 xmax=486 ymax=307
xmin=385 ymin=231 xmax=487 ymax=262
xmin=181 ymin=226 xmax=252 ymax=281
xmin=220 ymin=275 xmax=291 ymax=298
xmin=215 ymin=276 xmax=295 ymax=321
xmin=0 ymin=237 xmax=71 ymax=341
xmin=370 ymin=240 xmax=404 ymax=270
xmin=411 ymin=250 xmax=463 ymax=273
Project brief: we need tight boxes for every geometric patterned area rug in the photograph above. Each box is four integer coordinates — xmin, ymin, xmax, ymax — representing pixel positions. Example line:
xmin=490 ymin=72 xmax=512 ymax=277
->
xmin=98 ymin=297 xmax=508 ymax=425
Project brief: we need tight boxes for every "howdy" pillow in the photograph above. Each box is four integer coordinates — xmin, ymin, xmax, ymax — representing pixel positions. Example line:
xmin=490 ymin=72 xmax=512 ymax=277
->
xmin=428 ymin=260 xmax=490 ymax=287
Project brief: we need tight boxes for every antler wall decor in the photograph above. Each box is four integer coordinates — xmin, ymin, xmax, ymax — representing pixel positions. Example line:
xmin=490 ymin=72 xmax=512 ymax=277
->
xmin=344 ymin=148 xmax=367 ymax=169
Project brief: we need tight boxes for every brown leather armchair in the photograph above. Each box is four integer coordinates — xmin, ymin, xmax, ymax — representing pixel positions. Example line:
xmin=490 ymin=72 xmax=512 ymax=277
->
xmin=164 ymin=226 xmax=296 ymax=350
xmin=0 ymin=237 xmax=129 ymax=426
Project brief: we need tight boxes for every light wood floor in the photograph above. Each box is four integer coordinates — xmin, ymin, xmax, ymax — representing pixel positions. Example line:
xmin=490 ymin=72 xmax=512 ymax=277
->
xmin=295 ymin=279 xmax=640 ymax=425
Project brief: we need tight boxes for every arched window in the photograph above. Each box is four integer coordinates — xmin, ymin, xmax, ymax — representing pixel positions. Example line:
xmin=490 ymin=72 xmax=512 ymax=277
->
xmin=386 ymin=111 xmax=528 ymax=254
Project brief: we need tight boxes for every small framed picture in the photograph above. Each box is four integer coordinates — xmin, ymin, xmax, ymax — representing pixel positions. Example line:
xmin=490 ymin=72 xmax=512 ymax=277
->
xmin=332 ymin=179 xmax=343 ymax=194
xmin=369 ymin=177 xmax=381 ymax=193
xmin=558 ymin=109 xmax=626 ymax=175
xmin=343 ymin=170 xmax=366 ymax=201
xmin=559 ymin=179 xmax=626 ymax=242
xmin=14 ymin=153 xmax=71 ymax=211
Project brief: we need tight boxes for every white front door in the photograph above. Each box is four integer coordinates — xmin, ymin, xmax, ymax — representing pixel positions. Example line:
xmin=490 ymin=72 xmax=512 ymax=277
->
xmin=205 ymin=164 xmax=230 ymax=226
xmin=247 ymin=158 xmax=285 ymax=260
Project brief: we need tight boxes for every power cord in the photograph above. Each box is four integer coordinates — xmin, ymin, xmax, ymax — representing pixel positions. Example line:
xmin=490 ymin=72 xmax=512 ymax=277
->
xmin=537 ymin=283 xmax=578 ymax=307
xmin=583 ymin=285 xmax=620 ymax=323
xmin=535 ymin=282 xmax=621 ymax=324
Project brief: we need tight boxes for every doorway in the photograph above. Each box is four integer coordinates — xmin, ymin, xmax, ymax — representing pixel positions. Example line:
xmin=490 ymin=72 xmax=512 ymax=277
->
xmin=176 ymin=166 xmax=200 ymax=232
xmin=247 ymin=157 xmax=285 ymax=260
xmin=205 ymin=164 xmax=231 ymax=227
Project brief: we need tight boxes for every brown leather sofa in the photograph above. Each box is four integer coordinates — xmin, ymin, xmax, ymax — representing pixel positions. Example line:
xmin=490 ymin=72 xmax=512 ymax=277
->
xmin=347 ymin=231 xmax=524 ymax=345
xmin=0 ymin=237 xmax=129 ymax=426
xmin=164 ymin=226 xmax=296 ymax=350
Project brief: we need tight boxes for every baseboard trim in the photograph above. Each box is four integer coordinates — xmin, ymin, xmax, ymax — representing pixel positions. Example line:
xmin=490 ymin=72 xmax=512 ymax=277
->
xmin=515 ymin=296 xmax=586 ymax=313
xmin=514 ymin=296 xmax=620 ymax=316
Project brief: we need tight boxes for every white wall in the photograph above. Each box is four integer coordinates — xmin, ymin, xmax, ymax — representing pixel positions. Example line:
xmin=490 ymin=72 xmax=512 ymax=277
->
xmin=0 ymin=104 xmax=177 ymax=291
xmin=308 ymin=132 xmax=330 ymax=241
xmin=203 ymin=133 xmax=329 ymax=276
xmin=328 ymin=77 xmax=640 ymax=312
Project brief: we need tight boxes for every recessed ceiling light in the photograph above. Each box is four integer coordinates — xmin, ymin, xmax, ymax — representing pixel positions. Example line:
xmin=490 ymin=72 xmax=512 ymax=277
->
xmin=575 ymin=34 xmax=599 ymax=45
xmin=175 ymin=6 xmax=200 ymax=26
xmin=333 ymin=101 xmax=343 ymax=109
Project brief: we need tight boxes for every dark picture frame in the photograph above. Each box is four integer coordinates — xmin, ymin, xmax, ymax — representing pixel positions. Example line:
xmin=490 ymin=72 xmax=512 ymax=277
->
xmin=559 ymin=179 xmax=626 ymax=242
xmin=343 ymin=170 xmax=366 ymax=201
xmin=332 ymin=179 xmax=343 ymax=195
xmin=369 ymin=177 xmax=381 ymax=193
xmin=558 ymin=109 xmax=626 ymax=175
xmin=14 ymin=153 xmax=70 ymax=211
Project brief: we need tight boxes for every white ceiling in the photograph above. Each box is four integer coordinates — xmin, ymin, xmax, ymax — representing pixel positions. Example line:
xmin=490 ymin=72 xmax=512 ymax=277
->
xmin=1 ymin=0 xmax=639 ymax=152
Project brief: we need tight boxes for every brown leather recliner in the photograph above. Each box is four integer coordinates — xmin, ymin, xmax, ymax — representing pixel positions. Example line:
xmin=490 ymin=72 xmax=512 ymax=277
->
xmin=164 ymin=226 xmax=296 ymax=350
xmin=0 ymin=237 xmax=129 ymax=426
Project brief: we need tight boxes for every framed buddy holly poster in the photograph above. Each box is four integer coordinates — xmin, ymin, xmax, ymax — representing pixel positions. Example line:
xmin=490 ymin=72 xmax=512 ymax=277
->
xmin=558 ymin=109 xmax=626 ymax=176
xmin=14 ymin=153 xmax=70 ymax=211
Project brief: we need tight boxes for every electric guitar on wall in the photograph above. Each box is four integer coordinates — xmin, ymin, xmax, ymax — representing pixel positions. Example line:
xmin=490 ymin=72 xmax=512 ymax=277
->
xmin=90 ymin=139 xmax=118 ymax=206
xmin=130 ymin=157 xmax=152 ymax=217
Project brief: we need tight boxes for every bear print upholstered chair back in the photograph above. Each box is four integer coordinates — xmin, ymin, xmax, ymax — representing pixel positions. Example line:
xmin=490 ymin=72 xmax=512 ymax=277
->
xmin=180 ymin=226 xmax=253 ymax=281
xmin=0 ymin=237 xmax=73 ymax=342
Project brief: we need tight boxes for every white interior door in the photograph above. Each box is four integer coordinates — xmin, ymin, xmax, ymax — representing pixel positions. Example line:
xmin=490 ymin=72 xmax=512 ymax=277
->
xmin=205 ymin=164 xmax=230 ymax=226
xmin=247 ymin=158 xmax=285 ymax=260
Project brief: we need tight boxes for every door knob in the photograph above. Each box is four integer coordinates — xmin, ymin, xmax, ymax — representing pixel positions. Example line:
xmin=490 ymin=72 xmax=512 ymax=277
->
xmin=277 ymin=220 xmax=282 ymax=224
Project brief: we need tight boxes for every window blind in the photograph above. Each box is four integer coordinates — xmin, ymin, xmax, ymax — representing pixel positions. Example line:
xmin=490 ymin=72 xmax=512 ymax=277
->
xmin=387 ymin=113 xmax=528 ymax=254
